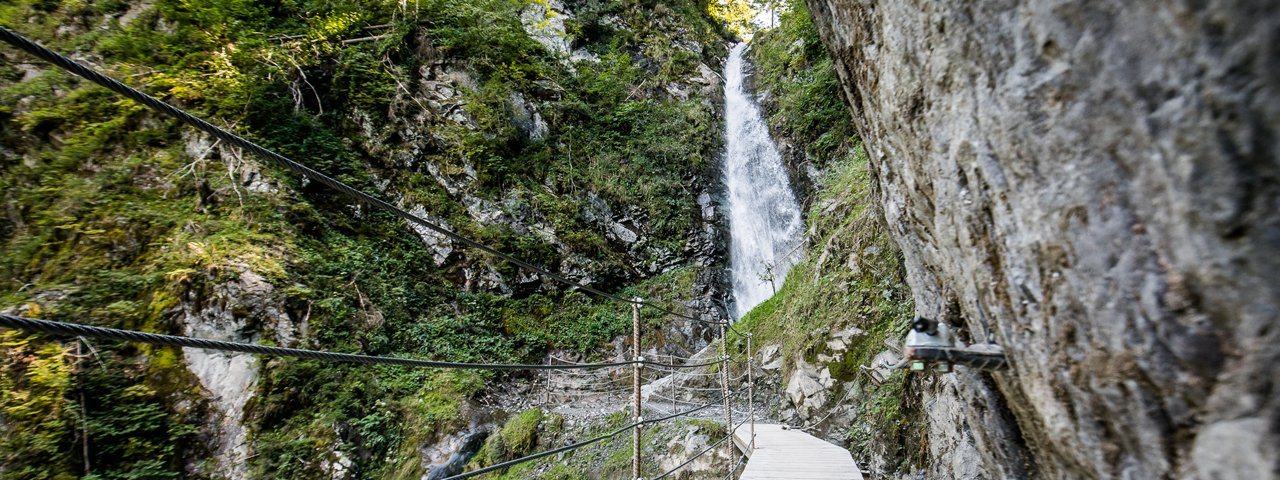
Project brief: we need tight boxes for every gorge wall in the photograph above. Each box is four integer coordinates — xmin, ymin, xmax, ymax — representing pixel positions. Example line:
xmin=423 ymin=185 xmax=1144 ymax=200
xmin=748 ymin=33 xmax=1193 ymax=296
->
xmin=0 ymin=0 xmax=736 ymax=477
xmin=804 ymin=0 xmax=1279 ymax=478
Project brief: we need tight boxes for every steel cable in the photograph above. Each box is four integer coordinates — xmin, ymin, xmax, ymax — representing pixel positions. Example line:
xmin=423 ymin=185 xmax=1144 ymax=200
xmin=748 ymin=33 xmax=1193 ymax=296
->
xmin=444 ymin=417 xmax=639 ymax=480
xmin=645 ymin=365 xmax=727 ymax=376
xmin=547 ymin=379 xmax=625 ymax=390
xmin=445 ymin=390 xmax=739 ymax=480
xmin=552 ymin=356 xmax=726 ymax=370
xmin=0 ymin=26 xmax=766 ymax=478
xmin=725 ymin=452 xmax=747 ymax=480
xmin=653 ymin=416 xmax=750 ymax=480
xmin=0 ymin=315 xmax=724 ymax=371
xmin=654 ymin=435 xmax=731 ymax=480
xmin=0 ymin=27 xmax=727 ymax=328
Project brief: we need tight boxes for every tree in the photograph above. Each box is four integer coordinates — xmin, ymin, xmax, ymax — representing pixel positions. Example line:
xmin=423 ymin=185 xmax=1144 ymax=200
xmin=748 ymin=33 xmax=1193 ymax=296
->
xmin=707 ymin=0 xmax=755 ymax=38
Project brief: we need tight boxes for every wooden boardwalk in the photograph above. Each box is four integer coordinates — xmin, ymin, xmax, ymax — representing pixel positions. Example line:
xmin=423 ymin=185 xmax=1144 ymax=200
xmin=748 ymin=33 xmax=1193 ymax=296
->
xmin=732 ymin=423 xmax=863 ymax=480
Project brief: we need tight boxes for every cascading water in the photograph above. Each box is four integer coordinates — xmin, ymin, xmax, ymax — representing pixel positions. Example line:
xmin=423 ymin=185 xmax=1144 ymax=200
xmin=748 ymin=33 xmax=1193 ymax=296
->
xmin=722 ymin=43 xmax=805 ymax=320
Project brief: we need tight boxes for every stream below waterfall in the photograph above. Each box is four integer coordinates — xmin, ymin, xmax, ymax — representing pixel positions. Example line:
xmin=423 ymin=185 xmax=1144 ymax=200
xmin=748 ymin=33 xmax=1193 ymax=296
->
xmin=722 ymin=43 xmax=805 ymax=320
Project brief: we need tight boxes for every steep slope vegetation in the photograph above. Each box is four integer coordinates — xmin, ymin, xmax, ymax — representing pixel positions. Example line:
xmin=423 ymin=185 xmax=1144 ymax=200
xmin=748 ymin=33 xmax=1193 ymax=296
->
xmin=725 ymin=3 xmax=929 ymax=476
xmin=0 ymin=0 xmax=735 ymax=477
xmin=803 ymin=0 xmax=1279 ymax=478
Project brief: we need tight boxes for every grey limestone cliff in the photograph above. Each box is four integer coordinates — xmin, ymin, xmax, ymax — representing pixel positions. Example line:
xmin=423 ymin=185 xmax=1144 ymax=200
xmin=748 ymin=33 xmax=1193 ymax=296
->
xmin=804 ymin=0 xmax=1279 ymax=478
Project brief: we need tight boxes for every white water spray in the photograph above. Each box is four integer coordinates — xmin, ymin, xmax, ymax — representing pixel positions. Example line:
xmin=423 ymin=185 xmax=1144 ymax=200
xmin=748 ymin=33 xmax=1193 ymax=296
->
xmin=722 ymin=43 xmax=804 ymax=320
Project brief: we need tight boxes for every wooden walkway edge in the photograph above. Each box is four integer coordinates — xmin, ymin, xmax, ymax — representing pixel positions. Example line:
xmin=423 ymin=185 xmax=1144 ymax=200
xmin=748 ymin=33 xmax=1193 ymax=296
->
xmin=732 ymin=423 xmax=864 ymax=479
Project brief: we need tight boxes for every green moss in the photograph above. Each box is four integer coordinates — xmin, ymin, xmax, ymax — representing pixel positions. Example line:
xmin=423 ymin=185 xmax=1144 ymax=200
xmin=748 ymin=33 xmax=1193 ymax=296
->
xmin=462 ymin=410 xmax=729 ymax=480
xmin=472 ymin=408 xmax=547 ymax=468
xmin=733 ymin=147 xmax=910 ymax=366
xmin=735 ymin=13 xmax=928 ymax=468
xmin=727 ymin=150 xmax=922 ymax=472
xmin=1 ymin=0 xmax=734 ymax=476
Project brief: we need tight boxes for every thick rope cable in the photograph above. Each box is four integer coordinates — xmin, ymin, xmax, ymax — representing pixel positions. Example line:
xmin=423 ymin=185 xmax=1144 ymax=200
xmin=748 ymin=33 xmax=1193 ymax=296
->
xmin=0 ymin=27 xmax=727 ymax=328
xmin=0 ymin=315 xmax=723 ymax=371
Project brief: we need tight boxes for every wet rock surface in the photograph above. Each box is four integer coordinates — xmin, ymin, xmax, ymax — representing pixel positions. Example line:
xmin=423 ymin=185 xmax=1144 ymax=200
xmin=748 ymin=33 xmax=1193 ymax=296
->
xmin=805 ymin=0 xmax=1280 ymax=478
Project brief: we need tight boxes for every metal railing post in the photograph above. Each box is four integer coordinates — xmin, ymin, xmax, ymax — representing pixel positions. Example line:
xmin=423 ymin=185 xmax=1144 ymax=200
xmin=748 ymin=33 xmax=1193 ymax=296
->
xmin=632 ymin=299 xmax=643 ymax=480
xmin=669 ymin=353 xmax=677 ymax=414
xmin=747 ymin=332 xmax=755 ymax=451
xmin=719 ymin=322 xmax=732 ymax=477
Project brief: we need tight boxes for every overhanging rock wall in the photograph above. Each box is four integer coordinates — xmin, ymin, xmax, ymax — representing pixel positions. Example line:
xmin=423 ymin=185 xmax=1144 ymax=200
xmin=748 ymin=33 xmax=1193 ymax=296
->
xmin=803 ymin=1 xmax=1279 ymax=477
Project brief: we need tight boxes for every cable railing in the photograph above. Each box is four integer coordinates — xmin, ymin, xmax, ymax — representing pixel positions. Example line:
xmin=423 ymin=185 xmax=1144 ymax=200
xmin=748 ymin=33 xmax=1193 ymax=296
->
xmin=0 ymin=27 xmax=732 ymax=330
xmin=445 ymin=389 xmax=742 ymax=480
xmin=0 ymin=27 xmax=766 ymax=480
xmin=653 ymin=416 xmax=751 ymax=480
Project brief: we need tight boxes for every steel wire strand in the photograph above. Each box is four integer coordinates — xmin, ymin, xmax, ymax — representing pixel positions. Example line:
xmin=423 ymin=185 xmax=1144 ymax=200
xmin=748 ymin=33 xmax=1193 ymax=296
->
xmin=645 ymin=390 xmax=750 ymax=413
xmin=644 ymin=348 xmax=749 ymax=375
xmin=0 ymin=315 xmax=638 ymax=371
xmin=653 ymin=435 xmax=730 ymax=480
xmin=647 ymin=357 xmax=727 ymax=369
xmin=548 ymin=385 xmax=629 ymax=395
xmin=645 ymin=391 xmax=708 ymax=408
xmin=443 ymin=418 xmax=639 ymax=480
xmin=644 ymin=388 xmax=742 ymax=426
xmin=0 ymin=27 xmax=727 ymax=328
xmin=725 ymin=452 xmax=748 ymax=480
xmin=557 ymin=358 xmax=726 ymax=370
xmin=653 ymin=416 xmax=751 ymax=480
xmin=547 ymin=384 xmax=631 ymax=396
xmin=547 ymin=367 xmax=622 ymax=377
xmin=645 ymin=365 xmax=727 ymax=376
xmin=546 ymin=379 xmax=629 ymax=391
xmin=549 ymin=391 xmax=628 ymax=400
xmin=445 ymin=390 xmax=739 ymax=480
xmin=645 ymin=352 xmax=733 ymax=370
xmin=651 ymin=369 xmax=747 ymax=389
xmin=548 ymin=379 xmax=627 ymax=390
xmin=643 ymin=396 xmax=749 ymax=419
xmin=671 ymin=383 xmax=740 ymax=393
xmin=0 ymin=314 xmax=727 ymax=371
xmin=546 ymin=368 xmax=625 ymax=383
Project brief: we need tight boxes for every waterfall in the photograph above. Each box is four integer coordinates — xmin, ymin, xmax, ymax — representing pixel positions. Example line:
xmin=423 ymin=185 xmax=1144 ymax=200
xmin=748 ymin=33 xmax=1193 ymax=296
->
xmin=722 ymin=43 xmax=805 ymax=320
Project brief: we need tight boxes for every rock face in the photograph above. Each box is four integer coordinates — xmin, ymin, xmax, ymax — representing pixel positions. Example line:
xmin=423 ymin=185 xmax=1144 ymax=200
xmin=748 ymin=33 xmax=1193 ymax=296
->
xmin=804 ymin=0 xmax=1279 ymax=478
xmin=179 ymin=265 xmax=296 ymax=480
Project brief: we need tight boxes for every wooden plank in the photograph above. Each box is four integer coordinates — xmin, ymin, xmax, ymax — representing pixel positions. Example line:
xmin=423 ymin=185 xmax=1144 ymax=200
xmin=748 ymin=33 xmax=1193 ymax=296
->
xmin=732 ymin=423 xmax=863 ymax=480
